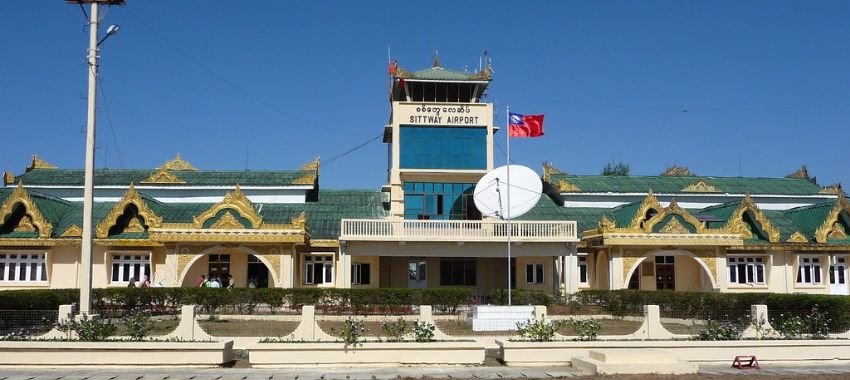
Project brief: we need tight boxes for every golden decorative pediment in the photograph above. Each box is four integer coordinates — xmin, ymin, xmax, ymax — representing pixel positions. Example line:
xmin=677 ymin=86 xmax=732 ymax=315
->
xmin=210 ymin=211 xmax=245 ymax=229
xmin=194 ymin=185 xmax=262 ymax=229
xmin=828 ymin=223 xmax=847 ymax=240
xmin=820 ymin=184 xmax=843 ymax=195
xmin=682 ymin=179 xmax=719 ymax=193
xmin=787 ymin=231 xmax=808 ymax=243
xmin=660 ymin=165 xmax=694 ymax=177
xmin=290 ymin=211 xmax=307 ymax=229
xmin=125 ymin=218 xmax=145 ymax=233
xmin=26 ymin=155 xmax=57 ymax=172
xmin=60 ymin=224 xmax=83 ymax=238
xmin=141 ymin=168 xmax=186 ymax=184
xmin=599 ymin=215 xmax=616 ymax=232
xmin=644 ymin=200 xmax=705 ymax=234
xmin=158 ymin=154 xmax=197 ymax=171
xmin=95 ymin=184 xmax=163 ymax=238
xmin=725 ymin=195 xmax=781 ymax=242
xmin=659 ymin=217 xmax=689 ymax=234
xmin=14 ymin=215 xmax=36 ymax=232
xmin=293 ymin=157 xmax=320 ymax=185
xmin=542 ymin=162 xmax=566 ymax=183
xmin=311 ymin=239 xmax=339 ymax=248
xmin=815 ymin=193 xmax=850 ymax=243
xmin=3 ymin=171 xmax=15 ymax=186
xmin=786 ymin=165 xmax=810 ymax=180
xmin=0 ymin=183 xmax=53 ymax=238
xmin=556 ymin=180 xmax=581 ymax=193
xmin=629 ymin=190 xmax=663 ymax=229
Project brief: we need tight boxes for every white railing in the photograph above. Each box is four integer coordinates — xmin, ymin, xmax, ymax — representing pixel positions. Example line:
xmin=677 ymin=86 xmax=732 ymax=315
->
xmin=340 ymin=219 xmax=578 ymax=242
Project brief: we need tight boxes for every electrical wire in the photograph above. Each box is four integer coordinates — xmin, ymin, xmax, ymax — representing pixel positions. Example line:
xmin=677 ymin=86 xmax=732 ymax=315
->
xmin=323 ymin=133 xmax=383 ymax=167
xmin=121 ymin=7 xmax=365 ymax=136
xmin=96 ymin=72 xmax=125 ymax=169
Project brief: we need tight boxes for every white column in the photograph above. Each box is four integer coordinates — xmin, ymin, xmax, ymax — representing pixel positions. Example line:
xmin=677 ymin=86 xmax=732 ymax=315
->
xmin=79 ymin=2 xmax=100 ymax=315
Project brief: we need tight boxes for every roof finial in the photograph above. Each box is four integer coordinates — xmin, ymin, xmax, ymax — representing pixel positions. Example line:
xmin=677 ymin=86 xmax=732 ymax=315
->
xmin=432 ymin=49 xmax=441 ymax=68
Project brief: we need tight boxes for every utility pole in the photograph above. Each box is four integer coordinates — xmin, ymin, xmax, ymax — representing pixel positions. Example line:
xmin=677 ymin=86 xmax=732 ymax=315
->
xmin=66 ymin=0 xmax=124 ymax=316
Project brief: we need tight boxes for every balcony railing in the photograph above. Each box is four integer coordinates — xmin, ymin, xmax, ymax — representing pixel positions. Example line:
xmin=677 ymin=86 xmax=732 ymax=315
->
xmin=340 ymin=219 xmax=578 ymax=242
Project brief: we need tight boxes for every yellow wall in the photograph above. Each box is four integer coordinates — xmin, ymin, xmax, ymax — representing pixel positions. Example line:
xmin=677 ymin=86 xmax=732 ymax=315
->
xmin=50 ymin=246 xmax=80 ymax=289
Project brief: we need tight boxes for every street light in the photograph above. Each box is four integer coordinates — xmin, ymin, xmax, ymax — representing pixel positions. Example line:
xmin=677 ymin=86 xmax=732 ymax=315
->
xmin=67 ymin=0 xmax=124 ymax=316
xmin=97 ymin=24 xmax=120 ymax=47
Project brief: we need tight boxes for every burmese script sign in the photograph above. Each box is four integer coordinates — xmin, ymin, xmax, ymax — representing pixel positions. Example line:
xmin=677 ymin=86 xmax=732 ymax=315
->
xmin=396 ymin=103 xmax=491 ymax=127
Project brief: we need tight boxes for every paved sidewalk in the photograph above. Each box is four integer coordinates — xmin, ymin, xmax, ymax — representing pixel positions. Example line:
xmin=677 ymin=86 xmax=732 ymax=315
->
xmin=4 ymin=364 xmax=850 ymax=379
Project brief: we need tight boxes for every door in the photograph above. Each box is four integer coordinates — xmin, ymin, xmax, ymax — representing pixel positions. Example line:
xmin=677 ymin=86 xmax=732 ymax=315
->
xmin=408 ymin=259 xmax=427 ymax=288
xmin=655 ymin=256 xmax=675 ymax=290
xmin=830 ymin=256 xmax=848 ymax=295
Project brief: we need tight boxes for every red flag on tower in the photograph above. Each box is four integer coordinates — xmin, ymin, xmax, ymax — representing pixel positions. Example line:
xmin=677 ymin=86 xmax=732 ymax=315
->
xmin=508 ymin=113 xmax=545 ymax=137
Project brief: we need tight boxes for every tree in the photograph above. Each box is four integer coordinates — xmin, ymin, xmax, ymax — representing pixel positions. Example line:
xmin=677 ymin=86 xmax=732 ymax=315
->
xmin=602 ymin=162 xmax=630 ymax=176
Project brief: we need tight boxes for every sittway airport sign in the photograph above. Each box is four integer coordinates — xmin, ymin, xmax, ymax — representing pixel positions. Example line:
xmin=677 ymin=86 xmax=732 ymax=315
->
xmin=395 ymin=103 xmax=491 ymax=127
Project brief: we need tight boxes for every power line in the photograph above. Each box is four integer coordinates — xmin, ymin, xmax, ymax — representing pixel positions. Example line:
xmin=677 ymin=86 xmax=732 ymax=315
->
xmin=324 ymin=133 xmax=383 ymax=167
xmin=121 ymin=8 xmax=364 ymax=136
xmin=95 ymin=70 xmax=125 ymax=168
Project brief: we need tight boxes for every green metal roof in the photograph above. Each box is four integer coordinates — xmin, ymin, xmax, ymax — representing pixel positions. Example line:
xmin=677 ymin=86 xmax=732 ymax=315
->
xmin=15 ymin=168 xmax=314 ymax=187
xmin=549 ymin=174 xmax=823 ymax=195
xmin=408 ymin=67 xmax=485 ymax=81
xmin=782 ymin=201 xmax=836 ymax=240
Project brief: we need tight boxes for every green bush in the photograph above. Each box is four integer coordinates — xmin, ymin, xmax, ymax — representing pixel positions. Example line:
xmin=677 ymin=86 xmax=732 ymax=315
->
xmin=573 ymin=290 xmax=850 ymax=332
xmin=0 ymin=288 xmax=78 ymax=311
xmin=491 ymin=289 xmax=553 ymax=306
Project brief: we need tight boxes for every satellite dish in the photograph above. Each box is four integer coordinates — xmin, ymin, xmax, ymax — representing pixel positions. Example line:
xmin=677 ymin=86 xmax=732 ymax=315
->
xmin=473 ymin=165 xmax=542 ymax=220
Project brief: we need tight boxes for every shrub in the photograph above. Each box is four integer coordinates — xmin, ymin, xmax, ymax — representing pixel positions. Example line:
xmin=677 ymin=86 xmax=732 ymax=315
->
xmin=380 ymin=318 xmax=409 ymax=342
xmin=122 ymin=311 xmax=153 ymax=341
xmin=332 ymin=317 xmax=366 ymax=348
xmin=58 ymin=314 xmax=118 ymax=341
xmin=515 ymin=318 xmax=561 ymax=342
xmin=413 ymin=320 xmax=436 ymax=342
xmin=567 ymin=318 xmax=601 ymax=341
xmin=694 ymin=318 xmax=744 ymax=341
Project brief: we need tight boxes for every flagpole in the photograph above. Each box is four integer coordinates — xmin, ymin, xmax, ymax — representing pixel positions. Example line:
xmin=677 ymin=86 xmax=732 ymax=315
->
xmin=506 ymin=105 xmax=512 ymax=306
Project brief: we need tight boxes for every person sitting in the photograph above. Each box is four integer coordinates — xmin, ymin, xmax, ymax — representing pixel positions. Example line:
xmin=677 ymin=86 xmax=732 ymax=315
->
xmin=209 ymin=276 xmax=222 ymax=288
xmin=139 ymin=275 xmax=151 ymax=288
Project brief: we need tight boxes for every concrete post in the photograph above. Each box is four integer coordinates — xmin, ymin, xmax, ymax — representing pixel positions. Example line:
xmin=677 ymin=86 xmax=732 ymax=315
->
xmin=419 ymin=305 xmax=433 ymax=322
xmin=742 ymin=304 xmax=774 ymax=339
xmin=533 ymin=305 xmax=547 ymax=321
xmin=58 ymin=304 xmax=74 ymax=324
xmin=641 ymin=305 xmax=674 ymax=340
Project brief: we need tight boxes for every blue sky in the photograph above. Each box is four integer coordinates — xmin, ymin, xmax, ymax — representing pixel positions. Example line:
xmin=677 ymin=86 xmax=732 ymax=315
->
xmin=2 ymin=1 xmax=849 ymax=191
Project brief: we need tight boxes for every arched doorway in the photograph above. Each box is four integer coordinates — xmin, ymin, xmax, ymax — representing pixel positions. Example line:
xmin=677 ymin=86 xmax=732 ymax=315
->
xmin=178 ymin=246 xmax=277 ymax=288
xmin=623 ymin=249 xmax=717 ymax=291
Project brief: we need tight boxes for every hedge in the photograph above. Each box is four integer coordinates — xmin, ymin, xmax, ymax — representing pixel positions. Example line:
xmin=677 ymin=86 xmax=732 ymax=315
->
xmin=573 ymin=289 xmax=850 ymax=331
xmin=0 ymin=287 xmax=474 ymax=315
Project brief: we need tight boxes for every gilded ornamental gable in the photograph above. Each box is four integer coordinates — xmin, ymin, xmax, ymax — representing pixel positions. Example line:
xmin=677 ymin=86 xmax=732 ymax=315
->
xmin=724 ymin=195 xmax=781 ymax=243
xmin=0 ymin=183 xmax=54 ymax=238
xmin=3 ymin=171 xmax=15 ymax=186
xmin=293 ymin=157 xmax=320 ymax=186
xmin=25 ymin=155 xmax=57 ymax=172
xmin=141 ymin=167 xmax=186 ymax=184
xmin=95 ymin=184 xmax=163 ymax=238
xmin=158 ymin=154 xmax=198 ymax=171
xmin=815 ymin=193 xmax=850 ymax=243
xmin=193 ymin=185 xmax=262 ymax=229
xmin=682 ymin=179 xmax=719 ymax=193
xmin=542 ymin=162 xmax=566 ymax=183
xmin=629 ymin=190 xmax=663 ymax=229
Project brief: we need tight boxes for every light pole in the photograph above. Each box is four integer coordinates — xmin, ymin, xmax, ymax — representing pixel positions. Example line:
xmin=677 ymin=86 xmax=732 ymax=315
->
xmin=67 ymin=0 xmax=124 ymax=316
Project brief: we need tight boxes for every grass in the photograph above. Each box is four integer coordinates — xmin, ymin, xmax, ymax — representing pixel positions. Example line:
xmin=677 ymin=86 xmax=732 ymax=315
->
xmin=557 ymin=318 xmax=642 ymax=336
xmin=434 ymin=320 xmax=516 ymax=336
xmin=198 ymin=319 xmax=299 ymax=337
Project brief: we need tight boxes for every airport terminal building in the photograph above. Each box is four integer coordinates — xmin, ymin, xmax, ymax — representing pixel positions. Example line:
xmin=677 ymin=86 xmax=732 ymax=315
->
xmin=1 ymin=59 xmax=848 ymax=296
